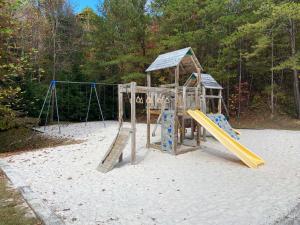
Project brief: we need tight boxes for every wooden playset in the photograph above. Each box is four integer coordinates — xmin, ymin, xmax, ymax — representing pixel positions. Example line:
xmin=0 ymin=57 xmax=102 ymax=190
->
xmin=97 ymin=47 xmax=265 ymax=172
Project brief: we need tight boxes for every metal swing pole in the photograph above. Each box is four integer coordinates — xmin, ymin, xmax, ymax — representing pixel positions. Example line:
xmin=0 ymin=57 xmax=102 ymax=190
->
xmin=85 ymin=84 xmax=93 ymax=126
xmin=93 ymin=83 xmax=106 ymax=127
xmin=36 ymin=82 xmax=52 ymax=129
xmin=53 ymin=81 xmax=61 ymax=133
xmin=44 ymin=82 xmax=54 ymax=131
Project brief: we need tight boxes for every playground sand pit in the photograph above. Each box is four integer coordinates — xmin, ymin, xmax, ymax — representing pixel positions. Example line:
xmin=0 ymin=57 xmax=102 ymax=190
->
xmin=1 ymin=121 xmax=300 ymax=225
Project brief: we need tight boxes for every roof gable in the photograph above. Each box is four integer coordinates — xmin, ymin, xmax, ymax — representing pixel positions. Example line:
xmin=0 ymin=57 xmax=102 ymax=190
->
xmin=184 ymin=73 xmax=222 ymax=89
xmin=201 ymin=73 xmax=222 ymax=89
xmin=145 ymin=47 xmax=201 ymax=73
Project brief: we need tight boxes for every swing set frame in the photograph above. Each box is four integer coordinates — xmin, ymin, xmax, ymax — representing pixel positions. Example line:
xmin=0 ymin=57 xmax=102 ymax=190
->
xmin=37 ymin=80 xmax=109 ymax=132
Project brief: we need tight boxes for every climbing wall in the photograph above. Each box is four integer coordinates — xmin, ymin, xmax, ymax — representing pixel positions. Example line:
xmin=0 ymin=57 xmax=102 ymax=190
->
xmin=161 ymin=110 xmax=175 ymax=152
xmin=207 ymin=114 xmax=239 ymax=140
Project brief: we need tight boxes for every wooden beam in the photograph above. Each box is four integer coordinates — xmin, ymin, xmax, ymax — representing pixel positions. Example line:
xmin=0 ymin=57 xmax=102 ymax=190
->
xmin=209 ymin=89 xmax=216 ymax=112
xmin=146 ymin=73 xmax=151 ymax=148
xmin=159 ymin=83 xmax=176 ymax=88
xmin=130 ymin=82 xmax=136 ymax=164
xmin=218 ymin=90 xmax=222 ymax=114
xmin=118 ymin=84 xmax=123 ymax=162
xmin=196 ymin=67 xmax=201 ymax=146
xmin=181 ymin=86 xmax=187 ymax=143
xmin=173 ymin=65 xmax=179 ymax=154
xmin=119 ymin=86 xmax=174 ymax=94
xmin=204 ymin=95 xmax=222 ymax=99
xmin=202 ymin=86 xmax=207 ymax=141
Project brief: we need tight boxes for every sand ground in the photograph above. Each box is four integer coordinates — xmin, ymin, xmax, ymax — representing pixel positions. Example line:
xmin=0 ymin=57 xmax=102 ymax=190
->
xmin=1 ymin=121 xmax=300 ymax=225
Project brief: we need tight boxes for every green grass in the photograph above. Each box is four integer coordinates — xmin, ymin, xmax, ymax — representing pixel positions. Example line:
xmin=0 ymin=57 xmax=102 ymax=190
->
xmin=0 ymin=172 xmax=41 ymax=225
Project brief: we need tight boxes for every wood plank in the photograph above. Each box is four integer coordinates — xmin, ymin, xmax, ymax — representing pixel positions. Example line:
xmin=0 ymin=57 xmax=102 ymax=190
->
xmin=118 ymin=84 xmax=123 ymax=162
xmin=147 ymin=73 xmax=151 ymax=148
xmin=97 ymin=128 xmax=131 ymax=173
xmin=218 ymin=89 xmax=222 ymax=113
xmin=131 ymin=82 xmax=136 ymax=164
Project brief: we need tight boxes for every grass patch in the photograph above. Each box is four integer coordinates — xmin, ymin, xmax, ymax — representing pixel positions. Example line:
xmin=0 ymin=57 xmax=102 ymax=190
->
xmin=0 ymin=127 xmax=80 ymax=154
xmin=0 ymin=171 xmax=41 ymax=225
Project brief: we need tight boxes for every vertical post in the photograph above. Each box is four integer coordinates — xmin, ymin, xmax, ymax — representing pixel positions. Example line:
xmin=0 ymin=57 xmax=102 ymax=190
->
xmin=173 ymin=65 xmax=179 ymax=154
xmin=118 ymin=84 xmax=123 ymax=162
xmin=202 ymin=86 xmax=206 ymax=141
xmin=94 ymin=83 xmax=106 ymax=127
xmin=131 ymin=82 xmax=136 ymax=164
xmin=146 ymin=73 xmax=151 ymax=148
xmin=37 ymin=82 xmax=52 ymax=125
xmin=181 ymin=86 xmax=187 ymax=143
xmin=191 ymin=118 xmax=195 ymax=139
xmin=44 ymin=83 xmax=54 ymax=131
xmin=218 ymin=89 xmax=222 ymax=114
xmin=118 ymin=84 xmax=123 ymax=127
xmin=209 ymin=89 xmax=216 ymax=112
xmin=196 ymin=67 xmax=201 ymax=146
xmin=53 ymin=82 xmax=61 ymax=134
xmin=85 ymin=85 xmax=93 ymax=126
xmin=195 ymin=86 xmax=200 ymax=146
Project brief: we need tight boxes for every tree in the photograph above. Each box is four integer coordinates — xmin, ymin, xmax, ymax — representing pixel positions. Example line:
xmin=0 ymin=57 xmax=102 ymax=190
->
xmin=0 ymin=0 xmax=37 ymax=129
xmin=231 ymin=1 xmax=300 ymax=117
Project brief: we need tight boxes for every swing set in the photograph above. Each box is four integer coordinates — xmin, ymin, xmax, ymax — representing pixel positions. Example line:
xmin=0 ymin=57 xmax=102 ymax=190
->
xmin=37 ymin=80 xmax=116 ymax=132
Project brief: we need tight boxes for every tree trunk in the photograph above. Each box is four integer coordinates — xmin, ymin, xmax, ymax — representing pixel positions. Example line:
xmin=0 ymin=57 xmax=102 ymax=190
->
xmin=289 ymin=19 xmax=300 ymax=119
xmin=271 ymin=34 xmax=274 ymax=118
xmin=238 ymin=45 xmax=242 ymax=119
xmin=50 ymin=12 xmax=58 ymax=122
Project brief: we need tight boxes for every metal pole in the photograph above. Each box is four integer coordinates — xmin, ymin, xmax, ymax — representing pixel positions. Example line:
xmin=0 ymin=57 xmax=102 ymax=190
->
xmin=44 ymin=85 xmax=53 ymax=131
xmin=85 ymin=85 xmax=93 ymax=126
xmin=55 ymin=80 xmax=117 ymax=86
xmin=54 ymin=83 xmax=61 ymax=133
xmin=94 ymin=83 xmax=106 ymax=127
xmin=37 ymin=83 xmax=52 ymax=123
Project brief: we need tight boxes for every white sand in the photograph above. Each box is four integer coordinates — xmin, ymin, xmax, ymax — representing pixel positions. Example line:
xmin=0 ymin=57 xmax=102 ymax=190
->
xmin=2 ymin=121 xmax=300 ymax=225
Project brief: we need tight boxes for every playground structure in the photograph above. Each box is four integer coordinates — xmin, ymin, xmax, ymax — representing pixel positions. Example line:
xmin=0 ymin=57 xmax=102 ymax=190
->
xmin=98 ymin=47 xmax=265 ymax=172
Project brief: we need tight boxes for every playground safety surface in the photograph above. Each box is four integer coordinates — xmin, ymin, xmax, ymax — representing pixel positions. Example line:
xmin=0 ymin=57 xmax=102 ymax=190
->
xmin=1 ymin=121 xmax=300 ymax=225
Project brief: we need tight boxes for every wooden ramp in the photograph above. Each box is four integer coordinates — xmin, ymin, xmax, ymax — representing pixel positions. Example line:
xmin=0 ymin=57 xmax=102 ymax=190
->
xmin=97 ymin=127 xmax=131 ymax=173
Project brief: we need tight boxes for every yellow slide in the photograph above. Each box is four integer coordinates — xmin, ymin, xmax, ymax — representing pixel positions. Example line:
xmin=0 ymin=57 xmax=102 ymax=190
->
xmin=187 ymin=110 xmax=265 ymax=168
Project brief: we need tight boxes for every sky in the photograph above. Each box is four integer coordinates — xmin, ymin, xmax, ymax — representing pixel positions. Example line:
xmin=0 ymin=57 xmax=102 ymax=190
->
xmin=70 ymin=0 xmax=101 ymax=13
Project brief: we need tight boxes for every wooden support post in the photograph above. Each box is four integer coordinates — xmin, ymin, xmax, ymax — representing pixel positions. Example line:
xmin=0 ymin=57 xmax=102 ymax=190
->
xmin=131 ymin=82 xmax=136 ymax=164
xmin=181 ymin=86 xmax=187 ymax=143
xmin=196 ymin=67 xmax=201 ymax=146
xmin=218 ymin=89 xmax=222 ymax=114
xmin=202 ymin=86 xmax=207 ymax=141
xmin=173 ymin=65 xmax=179 ymax=154
xmin=209 ymin=89 xmax=216 ymax=112
xmin=118 ymin=84 xmax=123 ymax=126
xmin=146 ymin=73 xmax=151 ymax=148
xmin=195 ymin=87 xmax=200 ymax=146
xmin=191 ymin=119 xmax=195 ymax=139
xmin=118 ymin=84 xmax=123 ymax=162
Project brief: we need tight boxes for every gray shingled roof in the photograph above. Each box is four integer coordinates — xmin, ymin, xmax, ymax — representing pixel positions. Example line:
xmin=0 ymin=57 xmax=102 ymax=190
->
xmin=145 ymin=47 xmax=201 ymax=72
xmin=185 ymin=73 xmax=222 ymax=89
xmin=201 ymin=73 xmax=222 ymax=89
